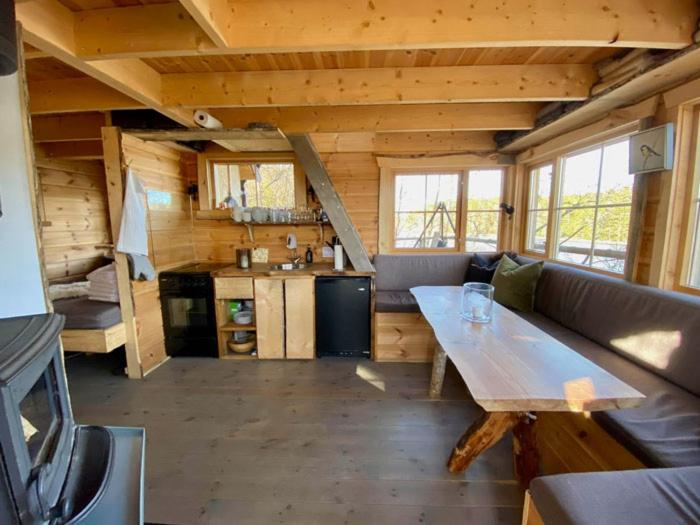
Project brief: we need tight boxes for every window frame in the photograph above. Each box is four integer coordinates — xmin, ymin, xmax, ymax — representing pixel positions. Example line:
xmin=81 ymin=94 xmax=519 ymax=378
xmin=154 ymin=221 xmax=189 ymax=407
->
xmin=523 ymin=162 xmax=555 ymax=256
xmin=381 ymin=165 xmax=506 ymax=254
xmin=196 ymin=152 xmax=306 ymax=215
xmin=678 ymin=107 xmax=700 ymax=294
xmin=521 ymin=133 xmax=635 ymax=277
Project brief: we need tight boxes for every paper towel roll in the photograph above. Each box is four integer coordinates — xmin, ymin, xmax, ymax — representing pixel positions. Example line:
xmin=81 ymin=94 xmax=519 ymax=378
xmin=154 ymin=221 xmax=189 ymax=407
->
xmin=194 ymin=110 xmax=223 ymax=129
xmin=334 ymin=245 xmax=344 ymax=271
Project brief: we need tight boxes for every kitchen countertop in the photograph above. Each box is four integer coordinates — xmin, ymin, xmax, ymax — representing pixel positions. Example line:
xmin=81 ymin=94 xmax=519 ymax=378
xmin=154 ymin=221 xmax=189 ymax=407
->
xmin=211 ymin=262 xmax=374 ymax=278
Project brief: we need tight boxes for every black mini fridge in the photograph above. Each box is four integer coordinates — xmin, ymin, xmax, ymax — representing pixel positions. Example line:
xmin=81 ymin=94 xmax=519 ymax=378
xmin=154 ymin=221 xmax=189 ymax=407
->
xmin=315 ymin=277 xmax=371 ymax=357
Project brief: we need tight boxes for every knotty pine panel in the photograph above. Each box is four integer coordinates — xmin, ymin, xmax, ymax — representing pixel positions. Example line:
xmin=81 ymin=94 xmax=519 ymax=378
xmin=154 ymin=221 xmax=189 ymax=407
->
xmin=36 ymin=158 xmax=112 ymax=282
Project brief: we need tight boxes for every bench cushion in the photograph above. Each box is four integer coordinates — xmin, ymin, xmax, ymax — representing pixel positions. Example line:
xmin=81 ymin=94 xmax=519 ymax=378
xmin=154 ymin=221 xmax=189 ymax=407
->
xmin=375 ymin=291 xmax=420 ymax=313
xmin=530 ymin=467 xmax=700 ymax=525
xmin=53 ymin=297 xmax=122 ymax=329
xmin=532 ymin=262 xmax=700 ymax=397
xmin=519 ymin=311 xmax=700 ymax=468
xmin=373 ymin=254 xmax=471 ymax=291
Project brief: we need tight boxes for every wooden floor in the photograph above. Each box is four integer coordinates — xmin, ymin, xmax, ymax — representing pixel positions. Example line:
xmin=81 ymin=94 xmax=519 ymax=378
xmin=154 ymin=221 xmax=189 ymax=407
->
xmin=65 ymin=354 xmax=523 ymax=524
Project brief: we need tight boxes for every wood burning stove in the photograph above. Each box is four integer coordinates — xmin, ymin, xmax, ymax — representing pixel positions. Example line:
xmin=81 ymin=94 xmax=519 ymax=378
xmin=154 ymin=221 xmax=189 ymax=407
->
xmin=0 ymin=313 xmax=145 ymax=524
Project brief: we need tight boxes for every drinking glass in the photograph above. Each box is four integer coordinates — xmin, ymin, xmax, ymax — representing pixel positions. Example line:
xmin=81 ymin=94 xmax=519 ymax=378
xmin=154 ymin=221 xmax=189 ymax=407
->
xmin=460 ymin=282 xmax=494 ymax=323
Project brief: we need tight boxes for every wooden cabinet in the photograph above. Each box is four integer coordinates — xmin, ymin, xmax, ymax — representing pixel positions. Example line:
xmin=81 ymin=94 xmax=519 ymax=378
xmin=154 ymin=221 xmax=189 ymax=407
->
xmin=284 ymin=277 xmax=315 ymax=359
xmin=254 ymin=278 xmax=285 ymax=359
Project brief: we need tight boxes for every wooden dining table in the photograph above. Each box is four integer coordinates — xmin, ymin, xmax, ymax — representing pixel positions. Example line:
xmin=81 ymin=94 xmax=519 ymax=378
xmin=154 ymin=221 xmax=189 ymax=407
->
xmin=411 ymin=286 xmax=645 ymax=487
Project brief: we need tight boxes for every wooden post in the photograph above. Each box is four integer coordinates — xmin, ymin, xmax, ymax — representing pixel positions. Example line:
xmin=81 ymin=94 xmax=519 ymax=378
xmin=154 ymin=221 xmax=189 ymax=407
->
xmin=429 ymin=344 xmax=448 ymax=399
xmin=101 ymin=127 xmax=143 ymax=379
xmin=447 ymin=411 xmax=519 ymax=473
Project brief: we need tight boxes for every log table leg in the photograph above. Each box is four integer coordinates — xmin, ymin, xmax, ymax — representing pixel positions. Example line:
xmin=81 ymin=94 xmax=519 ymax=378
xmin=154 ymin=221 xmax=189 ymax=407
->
xmin=447 ymin=411 xmax=519 ymax=473
xmin=513 ymin=412 xmax=539 ymax=489
xmin=429 ymin=344 xmax=447 ymax=399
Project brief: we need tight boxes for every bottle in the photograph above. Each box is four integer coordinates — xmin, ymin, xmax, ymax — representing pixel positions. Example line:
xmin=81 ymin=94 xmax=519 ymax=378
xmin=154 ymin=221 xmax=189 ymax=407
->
xmin=305 ymin=245 xmax=313 ymax=264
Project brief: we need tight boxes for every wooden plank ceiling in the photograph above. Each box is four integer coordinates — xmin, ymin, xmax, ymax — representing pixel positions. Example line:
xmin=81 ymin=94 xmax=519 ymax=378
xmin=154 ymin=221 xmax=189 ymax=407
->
xmin=17 ymin=0 xmax=700 ymax=151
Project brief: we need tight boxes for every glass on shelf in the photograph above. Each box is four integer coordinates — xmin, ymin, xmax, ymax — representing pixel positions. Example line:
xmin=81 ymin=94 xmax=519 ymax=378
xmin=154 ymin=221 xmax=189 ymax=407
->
xmin=460 ymin=282 xmax=494 ymax=323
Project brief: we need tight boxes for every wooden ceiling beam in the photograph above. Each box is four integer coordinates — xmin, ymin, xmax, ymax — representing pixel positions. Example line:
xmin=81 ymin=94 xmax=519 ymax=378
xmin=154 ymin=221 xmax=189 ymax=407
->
xmin=16 ymin=0 xmax=194 ymax=126
xmin=28 ymin=78 xmax=143 ymax=114
xmin=66 ymin=0 xmax=697 ymax=59
xmin=310 ymin=131 xmax=496 ymax=153
xmin=163 ymin=65 xmax=596 ymax=108
xmin=74 ymin=3 xmax=217 ymax=58
xmin=32 ymin=113 xmax=106 ymax=142
xmin=178 ymin=0 xmax=233 ymax=48
xmin=210 ymin=103 xmax=540 ymax=132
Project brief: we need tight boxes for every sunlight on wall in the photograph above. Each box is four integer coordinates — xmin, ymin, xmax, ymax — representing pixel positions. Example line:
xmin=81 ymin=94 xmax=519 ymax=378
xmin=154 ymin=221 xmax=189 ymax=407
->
xmin=610 ymin=330 xmax=682 ymax=369
xmin=355 ymin=363 xmax=386 ymax=392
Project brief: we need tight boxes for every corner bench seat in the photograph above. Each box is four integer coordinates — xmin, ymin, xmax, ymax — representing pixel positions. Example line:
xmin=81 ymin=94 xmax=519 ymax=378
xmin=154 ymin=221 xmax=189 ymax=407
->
xmin=529 ymin=466 xmax=700 ymax=525
xmin=516 ymin=260 xmax=700 ymax=469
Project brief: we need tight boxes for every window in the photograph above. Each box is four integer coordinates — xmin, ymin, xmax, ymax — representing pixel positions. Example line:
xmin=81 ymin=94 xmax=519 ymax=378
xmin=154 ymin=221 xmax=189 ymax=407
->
xmin=465 ymin=169 xmax=503 ymax=252
xmin=684 ymin=117 xmax=700 ymax=289
xmin=393 ymin=171 xmax=459 ymax=249
xmin=209 ymin=161 xmax=295 ymax=209
xmin=554 ymin=138 xmax=632 ymax=273
xmin=525 ymin=164 xmax=553 ymax=253
xmin=387 ymin=167 xmax=505 ymax=252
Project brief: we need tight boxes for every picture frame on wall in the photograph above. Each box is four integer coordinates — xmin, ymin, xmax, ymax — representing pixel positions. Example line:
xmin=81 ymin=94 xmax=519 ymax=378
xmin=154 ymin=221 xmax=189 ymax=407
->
xmin=629 ymin=123 xmax=675 ymax=174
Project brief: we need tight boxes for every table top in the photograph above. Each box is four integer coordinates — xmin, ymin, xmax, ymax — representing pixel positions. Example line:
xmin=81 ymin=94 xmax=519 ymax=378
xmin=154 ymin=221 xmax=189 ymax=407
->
xmin=411 ymin=286 xmax=645 ymax=413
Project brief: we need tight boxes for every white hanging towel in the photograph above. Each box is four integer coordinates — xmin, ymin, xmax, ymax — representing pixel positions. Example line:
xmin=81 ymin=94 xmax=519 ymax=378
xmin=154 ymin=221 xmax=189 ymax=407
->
xmin=116 ymin=169 xmax=149 ymax=256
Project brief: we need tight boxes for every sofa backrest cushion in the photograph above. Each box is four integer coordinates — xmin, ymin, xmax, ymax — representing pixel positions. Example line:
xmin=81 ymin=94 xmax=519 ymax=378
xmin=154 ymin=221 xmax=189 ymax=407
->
xmin=373 ymin=254 xmax=472 ymax=291
xmin=532 ymin=261 xmax=700 ymax=396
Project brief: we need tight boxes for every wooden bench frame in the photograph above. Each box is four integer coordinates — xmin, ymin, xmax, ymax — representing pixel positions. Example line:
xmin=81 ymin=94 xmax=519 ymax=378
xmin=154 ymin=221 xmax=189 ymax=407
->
xmin=373 ymin=312 xmax=436 ymax=362
xmin=60 ymin=322 xmax=127 ymax=354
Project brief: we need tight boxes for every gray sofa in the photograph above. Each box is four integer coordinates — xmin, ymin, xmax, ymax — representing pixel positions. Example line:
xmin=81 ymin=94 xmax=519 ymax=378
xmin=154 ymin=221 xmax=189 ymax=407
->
xmin=374 ymin=253 xmax=700 ymax=468
xmin=529 ymin=466 xmax=700 ymax=525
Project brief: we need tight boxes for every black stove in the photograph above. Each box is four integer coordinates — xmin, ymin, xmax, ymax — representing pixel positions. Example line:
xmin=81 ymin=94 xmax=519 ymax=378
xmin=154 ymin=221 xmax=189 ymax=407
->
xmin=158 ymin=263 xmax=229 ymax=358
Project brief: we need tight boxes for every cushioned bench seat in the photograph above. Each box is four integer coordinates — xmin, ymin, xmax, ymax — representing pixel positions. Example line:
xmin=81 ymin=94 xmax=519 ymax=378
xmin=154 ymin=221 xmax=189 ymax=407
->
xmin=530 ymin=467 xmax=700 ymax=525
xmin=519 ymin=310 xmax=700 ymax=468
xmin=375 ymin=290 xmax=420 ymax=313
xmin=53 ymin=297 xmax=122 ymax=329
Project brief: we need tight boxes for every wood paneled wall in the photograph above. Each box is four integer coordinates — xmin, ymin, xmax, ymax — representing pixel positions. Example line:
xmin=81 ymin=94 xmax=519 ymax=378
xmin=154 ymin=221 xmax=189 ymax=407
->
xmin=36 ymin=158 xmax=112 ymax=282
xmin=122 ymin=135 xmax=196 ymax=372
xmin=189 ymin=150 xmax=380 ymax=263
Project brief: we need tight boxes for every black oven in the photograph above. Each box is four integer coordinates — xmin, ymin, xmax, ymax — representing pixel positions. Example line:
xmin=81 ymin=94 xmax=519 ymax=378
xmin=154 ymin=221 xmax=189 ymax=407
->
xmin=159 ymin=263 xmax=227 ymax=358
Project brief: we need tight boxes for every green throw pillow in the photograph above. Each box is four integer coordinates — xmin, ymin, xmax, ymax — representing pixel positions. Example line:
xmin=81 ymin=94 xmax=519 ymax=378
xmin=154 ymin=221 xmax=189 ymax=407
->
xmin=491 ymin=255 xmax=543 ymax=312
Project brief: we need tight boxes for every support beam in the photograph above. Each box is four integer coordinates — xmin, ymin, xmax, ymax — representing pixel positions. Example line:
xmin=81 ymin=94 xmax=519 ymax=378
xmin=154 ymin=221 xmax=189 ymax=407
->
xmin=29 ymin=77 xmax=143 ymax=114
xmin=288 ymin=134 xmax=374 ymax=272
xmin=68 ymin=0 xmax=697 ymax=58
xmin=309 ymin=131 xmax=496 ymax=153
xmin=35 ymin=140 xmax=104 ymax=160
xmin=178 ymin=0 xmax=232 ymax=48
xmin=74 ymin=3 xmax=216 ymax=58
xmin=211 ymin=103 xmax=539 ymax=132
xmin=16 ymin=0 xmax=193 ymax=126
xmin=32 ymin=112 xmax=106 ymax=142
xmin=162 ymin=65 xmax=596 ymax=107
xmin=501 ymin=45 xmax=700 ymax=153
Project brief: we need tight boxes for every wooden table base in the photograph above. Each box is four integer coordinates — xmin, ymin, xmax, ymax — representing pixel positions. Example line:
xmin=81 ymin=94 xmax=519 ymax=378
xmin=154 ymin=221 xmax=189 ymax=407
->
xmin=429 ymin=344 xmax=447 ymax=399
xmin=447 ymin=411 xmax=539 ymax=488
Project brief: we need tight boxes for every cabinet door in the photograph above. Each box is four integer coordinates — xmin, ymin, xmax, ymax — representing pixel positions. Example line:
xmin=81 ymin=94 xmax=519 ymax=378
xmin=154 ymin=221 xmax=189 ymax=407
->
xmin=254 ymin=278 xmax=285 ymax=359
xmin=285 ymin=278 xmax=315 ymax=359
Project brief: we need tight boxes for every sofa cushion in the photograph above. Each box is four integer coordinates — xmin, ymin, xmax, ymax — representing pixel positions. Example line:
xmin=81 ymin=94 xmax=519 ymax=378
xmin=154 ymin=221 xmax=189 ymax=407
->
xmin=531 ymin=261 xmax=700 ymax=397
xmin=463 ymin=251 xmax=519 ymax=284
xmin=491 ymin=255 xmax=544 ymax=312
xmin=375 ymin=291 xmax=420 ymax=313
xmin=530 ymin=467 xmax=700 ymax=525
xmin=373 ymin=254 xmax=471 ymax=291
xmin=518 ymin=311 xmax=700 ymax=468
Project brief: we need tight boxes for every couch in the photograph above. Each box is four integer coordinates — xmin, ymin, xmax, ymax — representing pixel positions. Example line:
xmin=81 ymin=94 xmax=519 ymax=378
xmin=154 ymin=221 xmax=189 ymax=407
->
xmin=373 ymin=253 xmax=700 ymax=472
xmin=526 ymin=466 xmax=700 ymax=525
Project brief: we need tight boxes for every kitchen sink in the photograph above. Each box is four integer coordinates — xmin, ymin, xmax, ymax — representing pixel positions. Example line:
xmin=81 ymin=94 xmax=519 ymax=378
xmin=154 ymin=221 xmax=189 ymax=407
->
xmin=268 ymin=263 xmax=307 ymax=271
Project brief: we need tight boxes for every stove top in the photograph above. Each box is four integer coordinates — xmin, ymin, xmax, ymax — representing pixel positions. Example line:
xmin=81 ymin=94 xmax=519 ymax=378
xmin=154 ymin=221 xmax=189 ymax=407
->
xmin=162 ymin=262 xmax=230 ymax=274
